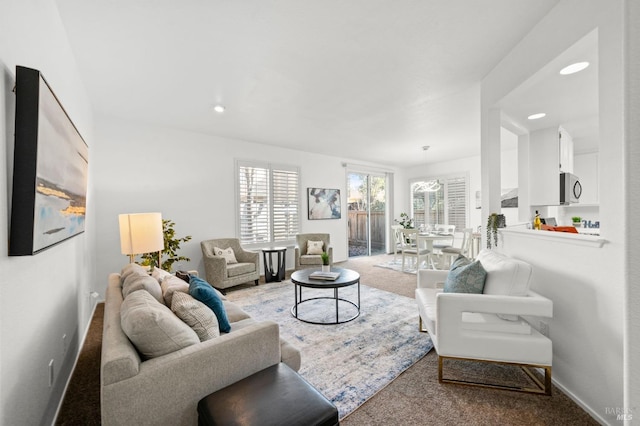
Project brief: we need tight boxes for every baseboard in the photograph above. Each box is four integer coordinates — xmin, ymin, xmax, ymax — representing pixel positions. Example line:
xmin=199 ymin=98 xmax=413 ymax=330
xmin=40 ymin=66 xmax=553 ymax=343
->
xmin=51 ymin=298 xmax=101 ymax=424
xmin=551 ymin=376 xmax=607 ymax=425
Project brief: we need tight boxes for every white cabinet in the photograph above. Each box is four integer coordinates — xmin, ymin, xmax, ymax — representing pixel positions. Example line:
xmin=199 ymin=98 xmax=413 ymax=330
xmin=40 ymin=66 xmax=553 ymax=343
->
xmin=573 ymin=152 xmax=599 ymax=204
xmin=559 ymin=127 xmax=574 ymax=173
xmin=529 ymin=127 xmax=560 ymax=206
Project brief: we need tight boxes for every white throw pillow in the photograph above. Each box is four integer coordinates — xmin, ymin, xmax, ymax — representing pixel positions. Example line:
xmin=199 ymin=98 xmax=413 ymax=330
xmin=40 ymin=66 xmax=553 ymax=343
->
xmin=307 ymin=240 xmax=324 ymax=255
xmin=171 ymin=292 xmax=220 ymax=341
xmin=214 ymin=246 xmax=238 ymax=264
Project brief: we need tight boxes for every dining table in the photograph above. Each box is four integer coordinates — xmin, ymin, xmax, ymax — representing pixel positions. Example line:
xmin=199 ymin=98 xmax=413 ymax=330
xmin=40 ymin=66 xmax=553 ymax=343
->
xmin=416 ymin=232 xmax=455 ymax=269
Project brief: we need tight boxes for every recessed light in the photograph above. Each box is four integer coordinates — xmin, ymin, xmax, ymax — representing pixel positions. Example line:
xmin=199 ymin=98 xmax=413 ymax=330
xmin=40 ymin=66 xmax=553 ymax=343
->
xmin=528 ymin=113 xmax=546 ymax=120
xmin=213 ymin=105 xmax=226 ymax=113
xmin=422 ymin=145 xmax=430 ymax=151
xmin=560 ymin=62 xmax=589 ymax=75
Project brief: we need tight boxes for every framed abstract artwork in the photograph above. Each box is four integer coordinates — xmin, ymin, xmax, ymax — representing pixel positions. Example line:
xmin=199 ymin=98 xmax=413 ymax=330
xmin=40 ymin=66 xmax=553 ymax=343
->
xmin=9 ymin=66 xmax=89 ymax=255
xmin=308 ymin=188 xmax=341 ymax=220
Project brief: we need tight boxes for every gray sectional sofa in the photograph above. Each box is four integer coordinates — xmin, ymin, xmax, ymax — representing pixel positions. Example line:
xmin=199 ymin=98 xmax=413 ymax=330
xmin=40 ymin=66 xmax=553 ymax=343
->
xmin=101 ymin=265 xmax=300 ymax=425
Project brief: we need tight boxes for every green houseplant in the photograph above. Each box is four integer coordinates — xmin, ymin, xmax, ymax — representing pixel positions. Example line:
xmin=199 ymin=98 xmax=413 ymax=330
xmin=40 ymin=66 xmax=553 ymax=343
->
xmin=572 ymin=216 xmax=582 ymax=227
xmin=395 ymin=212 xmax=414 ymax=229
xmin=486 ymin=213 xmax=506 ymax=249
xmin=321 ymin=251 xmax=330 ymax=272
xmin=140 ymin=219 xmax=192 ymax=271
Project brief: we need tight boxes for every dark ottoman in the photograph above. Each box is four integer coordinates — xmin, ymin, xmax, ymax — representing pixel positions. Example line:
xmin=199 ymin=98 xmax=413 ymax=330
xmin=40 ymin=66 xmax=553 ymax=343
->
xmin=198 ymin=363 xmax=339 ymax=426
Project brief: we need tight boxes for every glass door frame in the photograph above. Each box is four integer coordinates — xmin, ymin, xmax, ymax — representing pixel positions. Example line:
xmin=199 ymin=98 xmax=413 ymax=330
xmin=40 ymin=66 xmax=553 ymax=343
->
xmin=346 ymin=169 xmax=390 ymax=257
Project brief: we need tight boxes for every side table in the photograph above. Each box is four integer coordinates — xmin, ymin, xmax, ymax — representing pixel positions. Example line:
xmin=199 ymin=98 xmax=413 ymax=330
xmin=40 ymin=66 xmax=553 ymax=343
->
xmin=262 ymin=247 xmax=287 ymax=283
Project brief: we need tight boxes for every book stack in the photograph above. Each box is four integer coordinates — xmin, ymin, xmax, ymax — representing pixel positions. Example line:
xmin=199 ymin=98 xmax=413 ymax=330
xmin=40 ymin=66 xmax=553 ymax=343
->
xmin=309 ymin=271 xmax=341 ymax=281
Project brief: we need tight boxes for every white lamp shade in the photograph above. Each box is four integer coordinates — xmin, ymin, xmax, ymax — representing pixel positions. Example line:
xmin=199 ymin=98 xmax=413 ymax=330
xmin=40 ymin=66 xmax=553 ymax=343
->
xmin=119 ymin=213 xmax=164 ymax=256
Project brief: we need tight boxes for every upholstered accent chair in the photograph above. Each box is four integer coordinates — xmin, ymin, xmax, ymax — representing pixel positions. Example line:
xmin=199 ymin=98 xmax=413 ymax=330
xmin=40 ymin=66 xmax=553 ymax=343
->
xmin=201 ymin=238 xmax=259 ymax=293
xmin=294 ymin=233 xmax=333 ymax=270
xmin=415 ymin=249 xmax=553 ymax=395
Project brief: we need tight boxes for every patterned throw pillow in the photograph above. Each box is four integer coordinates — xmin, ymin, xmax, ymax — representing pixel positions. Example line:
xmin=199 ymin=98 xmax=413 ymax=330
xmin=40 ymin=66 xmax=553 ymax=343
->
xmin=307 ymin=240 xmax=324 ymax=255
xmin=444 ymin=255 xmax=487 ymax=294
xmin=189 ymin=275 xmax=231 ymax=333
xmin=213 ymin=246 xmax=238 ymax=264
xmin=171 ymin=292 xmax=220 ymax=341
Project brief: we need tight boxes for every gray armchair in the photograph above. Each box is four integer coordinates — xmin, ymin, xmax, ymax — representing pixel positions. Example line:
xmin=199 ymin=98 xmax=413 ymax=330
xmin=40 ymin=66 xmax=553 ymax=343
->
xmin=201 ymin=238 xmax=259 ymax=293
xmin=294 ymin=233 xmax=333 ymax=270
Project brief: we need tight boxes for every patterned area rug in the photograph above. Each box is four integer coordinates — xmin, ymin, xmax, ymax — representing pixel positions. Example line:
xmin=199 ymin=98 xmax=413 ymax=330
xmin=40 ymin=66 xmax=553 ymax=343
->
xmin=226 ymin=281 xmax=433 ymax=420
xmin=375 ymin=258 xmax=418 ymax=274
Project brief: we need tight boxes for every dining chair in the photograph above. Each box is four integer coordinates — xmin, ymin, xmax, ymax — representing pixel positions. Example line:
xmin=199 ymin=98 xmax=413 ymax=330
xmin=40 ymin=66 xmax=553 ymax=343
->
xmin=399 ymin=228 xmax=430 ymax=272
xmin=432 ymin=224 xmax=456 ymax=266
xmin=441 ymin=228 xmax=473 ymax=268
xmin=391 ymin=225 xmax=404 ymax=261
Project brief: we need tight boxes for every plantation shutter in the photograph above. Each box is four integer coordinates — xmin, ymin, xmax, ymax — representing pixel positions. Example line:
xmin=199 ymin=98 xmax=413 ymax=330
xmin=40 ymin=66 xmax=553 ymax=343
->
xmin=238 ymin=161 xmax=300 ymax=245
xmin=272 ymin=167 xmax=299 ymax=242
xmin=411 ymin=174 xmax=467 ymax=229
xmin=446 ymin=176 xmax=467 ymax=229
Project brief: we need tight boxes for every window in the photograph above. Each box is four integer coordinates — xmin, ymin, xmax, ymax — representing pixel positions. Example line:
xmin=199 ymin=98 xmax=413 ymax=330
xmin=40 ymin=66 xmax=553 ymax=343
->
xmin=237 ymin=161 xmax=300 ymax=245
xmin=411 ymin=175 xmax=468 ymax=230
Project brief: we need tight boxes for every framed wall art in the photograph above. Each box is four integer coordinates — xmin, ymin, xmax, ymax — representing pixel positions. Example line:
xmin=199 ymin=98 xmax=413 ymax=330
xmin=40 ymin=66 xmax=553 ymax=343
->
xmin=308 ymin=188 xmax=341 ymax=220
xmin=9 ymin=66 xmax=88 ymax=255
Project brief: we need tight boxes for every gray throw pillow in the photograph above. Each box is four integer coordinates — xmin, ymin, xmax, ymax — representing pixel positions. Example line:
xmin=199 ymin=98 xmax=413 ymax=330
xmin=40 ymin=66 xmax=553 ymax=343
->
xmin=444 ymin=255 xmax=487 ymax=294
xmin=121 ymin=290 xmax=199 ymax=359
xmin=171 ymin=292 xmax=220 ymax=341
xmin=122 ymin=273 xmax=163 ymax=304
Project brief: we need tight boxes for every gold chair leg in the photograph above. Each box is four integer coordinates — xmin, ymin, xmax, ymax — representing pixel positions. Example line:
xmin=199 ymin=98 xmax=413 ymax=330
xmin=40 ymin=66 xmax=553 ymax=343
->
xmin=438 ymin=356 xmax=552 ymax=396
xmin=418 ymin=316 xmax=429 ymax=333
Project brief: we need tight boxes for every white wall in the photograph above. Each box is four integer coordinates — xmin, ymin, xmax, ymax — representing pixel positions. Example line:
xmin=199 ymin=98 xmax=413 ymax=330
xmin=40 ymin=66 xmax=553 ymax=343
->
xmin=92 ymin=116 xmax=404 ymax=291
xmin=0 ymin=1 xmax=95 ymax=424
xmin=481 ymin=0 xmax=626 ymax=422
xmin=625 ymin=0 xmax=640 ymax=415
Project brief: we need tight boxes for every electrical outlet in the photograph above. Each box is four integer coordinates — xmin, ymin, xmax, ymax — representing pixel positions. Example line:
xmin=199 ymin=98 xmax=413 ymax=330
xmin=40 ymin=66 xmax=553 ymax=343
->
xmin=48 ymin=359 xmax=54 ymax=387
xmin=62 ymin=334 xmax=68 ymax=354
xmin=539 ymin=321 xmax=549 ymax=337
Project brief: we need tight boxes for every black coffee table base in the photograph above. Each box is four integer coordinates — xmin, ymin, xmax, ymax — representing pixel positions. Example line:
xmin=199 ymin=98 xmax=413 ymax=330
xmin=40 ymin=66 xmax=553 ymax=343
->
xmin=290 ymin=268 xmax=361 ymax=325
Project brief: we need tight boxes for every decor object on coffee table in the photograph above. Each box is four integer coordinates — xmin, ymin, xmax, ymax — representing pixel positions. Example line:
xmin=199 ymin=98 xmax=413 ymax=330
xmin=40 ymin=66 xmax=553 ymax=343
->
xmin=118 ymin=212 xmax=164 ymax=264
xmin=201 ymin=238 xmax=259 ymax=293
xmin=294 ymin=233 xmax=333 ymax=270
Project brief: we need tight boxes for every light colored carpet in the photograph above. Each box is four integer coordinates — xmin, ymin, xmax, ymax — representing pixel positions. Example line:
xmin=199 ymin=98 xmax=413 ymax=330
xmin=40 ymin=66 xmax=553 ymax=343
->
xmin=226 ymin=280 xmax=433 ymax=420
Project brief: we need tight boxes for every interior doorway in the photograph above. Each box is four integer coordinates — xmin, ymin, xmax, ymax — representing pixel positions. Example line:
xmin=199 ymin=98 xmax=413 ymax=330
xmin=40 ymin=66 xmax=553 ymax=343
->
xmin=347 ymin=172 xmax=386 ymax=257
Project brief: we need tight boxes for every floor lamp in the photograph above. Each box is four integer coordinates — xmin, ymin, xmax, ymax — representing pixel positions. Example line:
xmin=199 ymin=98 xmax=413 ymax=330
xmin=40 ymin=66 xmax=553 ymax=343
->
xmin=119 ymin=212 xmax=164 ymax=266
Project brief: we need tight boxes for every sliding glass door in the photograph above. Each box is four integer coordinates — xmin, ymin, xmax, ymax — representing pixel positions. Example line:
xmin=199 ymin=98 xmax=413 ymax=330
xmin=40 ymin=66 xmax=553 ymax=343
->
xmin=347 ymin=172 xmax=386 ymax=257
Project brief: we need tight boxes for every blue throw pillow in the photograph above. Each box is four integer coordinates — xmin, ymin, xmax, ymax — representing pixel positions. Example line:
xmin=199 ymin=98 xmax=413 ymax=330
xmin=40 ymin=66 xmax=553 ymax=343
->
xmin=444 ymin=255 xmax=487 ymax=294
xmin=188 ymin=276 xmax=231 ymax=333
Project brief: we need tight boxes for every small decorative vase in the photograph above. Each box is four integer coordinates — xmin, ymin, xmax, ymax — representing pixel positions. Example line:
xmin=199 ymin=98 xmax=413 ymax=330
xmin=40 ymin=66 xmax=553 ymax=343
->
xmin=322 ymin=265 xmax=330 ymax=272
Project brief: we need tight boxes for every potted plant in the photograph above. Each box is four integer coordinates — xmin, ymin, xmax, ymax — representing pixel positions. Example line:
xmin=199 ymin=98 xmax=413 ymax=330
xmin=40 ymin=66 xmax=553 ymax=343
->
xmin=321 ymin=252 xmax=330 ymax=272
xmin=572 ymin=216 xmax=582 ymax=227
xmin=141 ymin=219 xmax=192 ymax=271
xmin=395 ymin=212 xmax=414 ymax=229
xmin=486 ymin=213 xmax=506 ymax=249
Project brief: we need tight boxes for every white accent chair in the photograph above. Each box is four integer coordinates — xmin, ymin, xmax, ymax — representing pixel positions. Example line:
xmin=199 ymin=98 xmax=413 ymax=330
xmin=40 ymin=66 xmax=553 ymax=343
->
xmin=399 ymin=228 xmax=430 ymax=272
xmin=415 ymin=249 xmax=553 ymax=395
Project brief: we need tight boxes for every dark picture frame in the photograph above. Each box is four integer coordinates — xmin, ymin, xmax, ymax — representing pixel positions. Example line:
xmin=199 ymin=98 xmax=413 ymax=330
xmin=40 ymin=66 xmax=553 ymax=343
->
xmin=307 ymin=188 xmax=341 ymax=220
xmin=9 ymin=66 xmax=88 ymax=255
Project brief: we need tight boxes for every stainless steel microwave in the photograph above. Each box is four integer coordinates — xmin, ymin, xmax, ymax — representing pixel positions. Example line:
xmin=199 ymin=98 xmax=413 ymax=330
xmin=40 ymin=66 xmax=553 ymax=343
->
xmin=560 ymin=172 xmax=582 ymax=205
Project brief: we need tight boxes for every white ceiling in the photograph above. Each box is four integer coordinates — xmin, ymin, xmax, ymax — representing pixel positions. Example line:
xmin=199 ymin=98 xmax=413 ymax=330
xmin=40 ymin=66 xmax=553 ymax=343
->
xmin=499 ymin=29 xmax=599 ymax=153
xmin=55 ymin=0 xmax=567 ymax=168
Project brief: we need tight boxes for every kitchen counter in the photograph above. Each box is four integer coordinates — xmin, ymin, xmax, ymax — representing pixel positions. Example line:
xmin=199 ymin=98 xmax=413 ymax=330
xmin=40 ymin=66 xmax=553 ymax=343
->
xmin=500 ymin=228 xmax=606 ymax=248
